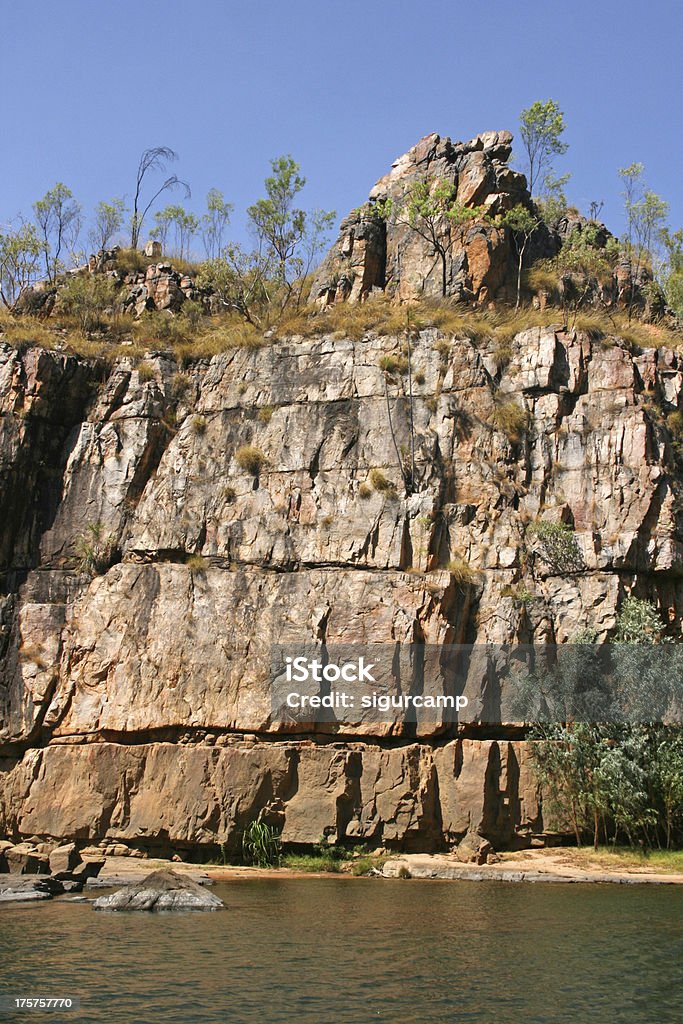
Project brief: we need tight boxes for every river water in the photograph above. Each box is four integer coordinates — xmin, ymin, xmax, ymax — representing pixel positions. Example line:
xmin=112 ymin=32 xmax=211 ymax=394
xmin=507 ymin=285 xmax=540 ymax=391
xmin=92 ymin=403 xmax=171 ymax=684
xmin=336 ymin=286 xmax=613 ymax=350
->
xmin=1 ymin=878 xmax=681 ymax=1023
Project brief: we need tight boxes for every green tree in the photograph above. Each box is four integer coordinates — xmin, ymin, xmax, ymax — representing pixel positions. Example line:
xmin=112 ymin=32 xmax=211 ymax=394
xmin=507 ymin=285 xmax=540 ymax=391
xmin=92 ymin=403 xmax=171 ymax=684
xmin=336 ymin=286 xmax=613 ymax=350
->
xmin=519 ymin=99 xmax=568 ymax=195
xmin=536 ymin=172 xmax=571 ymax=226
xmin=247 ymin=155 xmax=335 ymax=309
xmin=503 ymin=205 xmax=542 ymax=309
xmin=33 ymin=183 xmax=82 ymax=283
xmin=652 ymin=732 xmax=683 ymax=848
xmin=201 ymin=189 xmax=233 ymax=260
xmin=618 ymin=164 xmax=669 ymax=321
xmin=401 ymin=178 xmax=482 ymax=297
xmin=130 ymin=146 xmax=190 ymax=249
xmin=0 ymin=222 xmax=43 ymax=309
xmin=523 ymin=597 xmax=683 ymax=850
xmin=89 ymin=197 xmax=127 ymax=251
xmin=197 ymin=244 xmax=272 ymax=326
xmin=660 ymin=227 xmax=683 ymax=317
xmin=151 ymin=205 xmax=199 ymax=260
xmin=58 ymin=273 xmax=119 ymax=334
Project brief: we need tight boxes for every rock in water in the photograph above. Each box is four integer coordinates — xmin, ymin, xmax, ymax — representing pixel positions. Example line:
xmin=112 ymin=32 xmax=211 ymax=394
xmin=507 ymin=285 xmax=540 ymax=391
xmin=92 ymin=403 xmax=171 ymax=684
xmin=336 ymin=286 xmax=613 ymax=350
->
xmin=92 ymin=869 xmax=224 ymax=912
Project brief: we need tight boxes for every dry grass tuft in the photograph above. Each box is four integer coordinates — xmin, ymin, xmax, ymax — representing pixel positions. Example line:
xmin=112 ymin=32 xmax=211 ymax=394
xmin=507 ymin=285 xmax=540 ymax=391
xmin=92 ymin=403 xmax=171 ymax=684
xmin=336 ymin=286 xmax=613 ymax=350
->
xmin=491 ymin=398 xmax=529 ymax=442
xmin=446 ymin=555 xmax=480 ymax=586
xmin=235 ymin=444 xmax=267 ymax=475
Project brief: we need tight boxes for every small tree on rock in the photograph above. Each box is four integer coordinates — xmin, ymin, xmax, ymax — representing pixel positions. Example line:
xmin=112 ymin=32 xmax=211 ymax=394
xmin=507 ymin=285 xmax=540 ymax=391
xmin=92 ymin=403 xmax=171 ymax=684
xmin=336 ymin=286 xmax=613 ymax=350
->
xmin=503 ymin=204 xmax=542 ymax=308
xmin=201 ymin=189 xmax=233 ymax=260
xmin=33 ymin=183 xmax=82 ymax=282
xmin=89 ymin=197 xmax=127 ymax=252
xmin=246 ymin=155 xmax=334 ymax=312
xmin=519 ymin=99 xmax=568 ymax=196
xmin=401 ymin=178 xmax=482 ymax=297
xmin=0 ymin=222 xmax=43 ymax=309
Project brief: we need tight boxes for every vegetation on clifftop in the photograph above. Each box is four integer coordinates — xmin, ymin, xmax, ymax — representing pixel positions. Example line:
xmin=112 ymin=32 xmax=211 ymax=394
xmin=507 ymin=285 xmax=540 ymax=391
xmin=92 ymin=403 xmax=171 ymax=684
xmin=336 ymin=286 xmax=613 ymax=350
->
xmin=1 ymin=101 xmax=682 ymax=368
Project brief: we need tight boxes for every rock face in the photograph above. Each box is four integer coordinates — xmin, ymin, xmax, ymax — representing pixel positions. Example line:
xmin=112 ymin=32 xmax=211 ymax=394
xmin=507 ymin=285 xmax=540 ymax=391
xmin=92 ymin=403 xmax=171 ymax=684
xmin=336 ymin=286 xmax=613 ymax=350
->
xmin=92 ymin=869 xmax=223 ymax=911
xmin=311 ymin=131 xmax=539 ymax=307
xmin=1 ymin=310 xmax=682 ymax=855
xmin=0 ymin=875 xmax=66 ymax=903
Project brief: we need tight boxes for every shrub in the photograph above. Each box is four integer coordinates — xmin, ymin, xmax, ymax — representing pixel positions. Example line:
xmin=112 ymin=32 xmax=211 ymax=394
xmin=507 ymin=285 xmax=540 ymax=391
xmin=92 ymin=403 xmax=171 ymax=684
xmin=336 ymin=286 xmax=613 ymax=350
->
xmin=529 ymin=519 xmax=584 ymax=574
xmin=242 ymin=821 xmax=281 ymax=867
xmin=358 ymin=482 xmax=372 ymax=499
xmin=186 ymin=553 xmax=208 ymax=573
xmin=191 ymin=415 xmax=207 ymax=435
xmin=236 ymin=444 xmax=267 ymax=475
xmin=413 ymin=368 xmax=426 ymax=385
xmin=75 ymin=522 xmax=117 ymax=575
xmin=349 ymin=855 xmax=387 ymax=876
xmin=615 ymin=596 xmax=663 ymax=643
xmin=257 ymin=405 xmax=274 ymax=423
xmin=491 ymin=398 xmax=529 ymax=442
xmin=667 ymin=410 xmax=683 ymax=436
xmin=57 ymin=273 xmax=119 ymax=334
xmin=501 ymin=582 xmax=535 ymax=605
xmin=379 ymin=353 xmax=409 ymax=375
xmin=369 ymin=468 xmax=394 ymax=493
xmin=222 ymin=486 xmax=237 ymax=503
xmin=136 ymin=360 xmax=155 ymax=383
xmin=133 ymin=310 xmax=193 ymax=348
xmin=446 ymin=556 xmax=480 ymax=586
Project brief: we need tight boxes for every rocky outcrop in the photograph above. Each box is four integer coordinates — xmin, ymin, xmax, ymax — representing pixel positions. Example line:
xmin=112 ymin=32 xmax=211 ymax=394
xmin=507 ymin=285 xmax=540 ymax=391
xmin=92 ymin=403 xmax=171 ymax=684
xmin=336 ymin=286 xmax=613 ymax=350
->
xmin=310 ymin=131 xmax=539 ymax=306
xmin=1 ymin=311 xmax=682 ymax=855
xmin=0 ymin=737 xmax=539 ymax=853
xmin=92 ymin=869 xmax=223 ymax=911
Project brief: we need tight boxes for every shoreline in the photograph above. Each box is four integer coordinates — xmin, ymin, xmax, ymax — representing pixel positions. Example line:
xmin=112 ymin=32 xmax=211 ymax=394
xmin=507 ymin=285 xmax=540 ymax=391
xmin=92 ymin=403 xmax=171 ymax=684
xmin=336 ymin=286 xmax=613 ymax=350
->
xmin=87 ymin=849 xmax=683 ymax=889
xmin=4 ymin=848 xmax=683 ymax=905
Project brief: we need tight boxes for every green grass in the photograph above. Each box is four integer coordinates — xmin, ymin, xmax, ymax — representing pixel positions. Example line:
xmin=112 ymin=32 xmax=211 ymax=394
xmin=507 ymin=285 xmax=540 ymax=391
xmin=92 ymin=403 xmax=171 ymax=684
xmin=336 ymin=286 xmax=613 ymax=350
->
xmin=281 ymin=853 xmax=344 ymax=873
xmin=349 ymin=855 xmax=387 ymax=876
xmin=280 ymin=850 xmax=387 ymax=875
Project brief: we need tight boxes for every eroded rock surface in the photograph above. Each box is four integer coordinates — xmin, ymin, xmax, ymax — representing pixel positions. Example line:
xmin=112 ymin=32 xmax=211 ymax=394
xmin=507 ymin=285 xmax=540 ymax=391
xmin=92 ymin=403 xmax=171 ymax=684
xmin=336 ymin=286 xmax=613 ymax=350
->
xmin=310 ymin=131 xmax=538 ymax=306
xmin=92 ymin=869 xmax=223 ymax=911
xmin=1 ymin=318 xmax=682 ymax=854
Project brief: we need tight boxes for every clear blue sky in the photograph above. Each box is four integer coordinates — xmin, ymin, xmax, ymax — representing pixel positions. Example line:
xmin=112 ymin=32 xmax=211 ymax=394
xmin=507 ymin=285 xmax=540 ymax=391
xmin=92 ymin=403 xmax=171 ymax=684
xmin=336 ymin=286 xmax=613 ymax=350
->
xmin=1 ymin=0 xmax=681 ymax=249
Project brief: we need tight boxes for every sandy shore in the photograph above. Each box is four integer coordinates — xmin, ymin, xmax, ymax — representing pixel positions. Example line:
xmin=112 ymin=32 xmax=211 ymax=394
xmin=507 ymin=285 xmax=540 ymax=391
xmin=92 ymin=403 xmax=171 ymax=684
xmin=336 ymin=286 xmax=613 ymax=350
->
xmin=86 ymin=849 xmax=683 ymax=888
xmin=378 ymin=850 xmax=683 ymax=885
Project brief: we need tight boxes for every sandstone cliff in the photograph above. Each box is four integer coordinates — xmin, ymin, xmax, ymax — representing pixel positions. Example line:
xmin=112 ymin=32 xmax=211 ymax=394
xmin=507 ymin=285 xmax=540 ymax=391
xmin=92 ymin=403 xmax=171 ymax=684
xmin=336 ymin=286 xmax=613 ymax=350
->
xmin=1 ymin=130 xmax=681 ymax=860
xmin=1 ymin=312 xmax=682 ymax=856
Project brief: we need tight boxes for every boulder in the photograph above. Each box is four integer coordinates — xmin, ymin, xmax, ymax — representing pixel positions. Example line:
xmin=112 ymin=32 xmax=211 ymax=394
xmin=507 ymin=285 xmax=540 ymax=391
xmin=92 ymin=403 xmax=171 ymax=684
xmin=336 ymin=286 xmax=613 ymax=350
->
xmin=0 ymin=875 xmax=65 ymax=903
xmin=5 ymin=843 xmax=49 ymax=875
xmin=92 ymin=869 xmax=224 ymax=912
xmin=144 ymin=240 xmax=162 ymax=259
xmin=49 ymin=842 xmax=81 ymax=876
xmin=454 ymin=832 xmax=493 ymax=865
xmin=71 ymin=857 xmax=105 ymax=881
